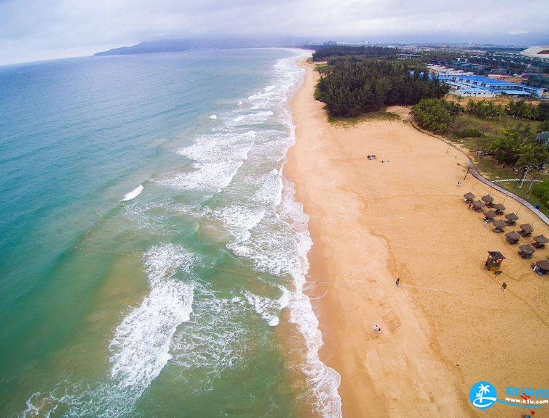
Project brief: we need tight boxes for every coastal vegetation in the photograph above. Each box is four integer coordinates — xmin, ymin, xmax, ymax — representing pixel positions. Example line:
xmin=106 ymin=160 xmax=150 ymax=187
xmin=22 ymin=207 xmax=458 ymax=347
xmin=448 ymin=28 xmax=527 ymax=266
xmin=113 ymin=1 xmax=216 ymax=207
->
xmin=533 ymin=181 xmax=549 ymax=207
xmin=316 ymin=61 xmax=448 ymax=117
xmin=410 ymin=98 xmax=461 ymax=133
xmin=411 ymin=97 xmax=549 ymax=213
xmin=311 ymin=45 xmax=398 ymax=61
xmin=465 ymin=99 xmax=549 ymax=121
xmin=412 ymin=98 xmax=549 ymax=133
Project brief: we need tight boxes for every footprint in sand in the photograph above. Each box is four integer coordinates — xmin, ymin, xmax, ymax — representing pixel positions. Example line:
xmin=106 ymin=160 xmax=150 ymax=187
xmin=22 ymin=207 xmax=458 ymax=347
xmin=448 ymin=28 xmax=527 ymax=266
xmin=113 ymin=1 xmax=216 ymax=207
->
xmin=382 ymin=312 xmax=401 ymax=333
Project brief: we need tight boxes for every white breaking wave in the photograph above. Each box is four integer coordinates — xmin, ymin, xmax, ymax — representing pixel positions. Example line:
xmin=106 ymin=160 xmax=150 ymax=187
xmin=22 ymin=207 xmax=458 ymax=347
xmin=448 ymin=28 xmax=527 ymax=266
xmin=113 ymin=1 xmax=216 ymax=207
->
xmin=121 ymin=185 xmax=143 ymax=202
xmin=158 ymin=130 xmax=256 ymax=193
xmin=121 ymin=48 xmax=342 ymax=417
xmin=18 ymin=48 xmax=340 ymax=418
xmin=244 ymin=287 xmax=289 ymax=327
xmin=109 ymin=244 xmax=196 ymax=392
xmin=225 ymin=49 xmax=343 ymax=418
xmin=280 ymin=180 xmax=343 ymax=418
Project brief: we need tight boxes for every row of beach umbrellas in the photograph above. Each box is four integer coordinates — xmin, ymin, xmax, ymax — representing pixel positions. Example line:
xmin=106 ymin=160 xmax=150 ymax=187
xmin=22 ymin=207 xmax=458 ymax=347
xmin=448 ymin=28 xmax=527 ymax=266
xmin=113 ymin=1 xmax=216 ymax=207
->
xmin=464 ymin=191 xmax=549 ymax=271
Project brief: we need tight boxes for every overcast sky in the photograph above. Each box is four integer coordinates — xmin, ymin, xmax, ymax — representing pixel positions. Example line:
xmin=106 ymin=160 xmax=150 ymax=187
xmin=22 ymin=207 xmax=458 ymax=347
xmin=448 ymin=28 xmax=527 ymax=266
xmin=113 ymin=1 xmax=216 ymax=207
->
xmin=0 ymin=0 xmax=548 ymax=65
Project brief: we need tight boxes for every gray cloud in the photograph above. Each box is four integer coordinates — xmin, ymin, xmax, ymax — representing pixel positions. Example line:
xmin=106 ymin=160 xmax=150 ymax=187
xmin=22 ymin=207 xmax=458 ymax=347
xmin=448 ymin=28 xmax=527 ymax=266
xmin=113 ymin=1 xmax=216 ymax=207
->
xmin=0 ymin=0 xmax=548 ymax=65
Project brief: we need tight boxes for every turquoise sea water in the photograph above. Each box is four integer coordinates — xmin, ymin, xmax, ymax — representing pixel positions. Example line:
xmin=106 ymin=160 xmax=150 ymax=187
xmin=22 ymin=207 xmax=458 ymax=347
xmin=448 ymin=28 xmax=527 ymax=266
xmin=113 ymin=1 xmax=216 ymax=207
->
xmin=0 ymin=48 xmax=341 ymax=417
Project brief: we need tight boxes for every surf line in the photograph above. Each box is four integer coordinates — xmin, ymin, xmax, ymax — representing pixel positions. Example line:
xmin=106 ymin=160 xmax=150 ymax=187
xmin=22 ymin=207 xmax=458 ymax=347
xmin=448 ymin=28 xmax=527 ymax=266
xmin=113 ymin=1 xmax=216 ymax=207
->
xmin=72 ymin=246 xmax=279 ymax=277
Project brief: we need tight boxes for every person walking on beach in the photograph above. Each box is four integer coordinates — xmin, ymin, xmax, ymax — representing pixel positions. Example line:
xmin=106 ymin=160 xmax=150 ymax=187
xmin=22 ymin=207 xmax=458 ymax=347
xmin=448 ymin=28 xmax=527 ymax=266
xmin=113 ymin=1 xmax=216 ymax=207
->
xmin=501 ymin=282 xmax=507 ymax=291
xmin=395 ymin=277 xmax=400 ymax=287
xmin=373 ymin=324 xmax=381 ymax=333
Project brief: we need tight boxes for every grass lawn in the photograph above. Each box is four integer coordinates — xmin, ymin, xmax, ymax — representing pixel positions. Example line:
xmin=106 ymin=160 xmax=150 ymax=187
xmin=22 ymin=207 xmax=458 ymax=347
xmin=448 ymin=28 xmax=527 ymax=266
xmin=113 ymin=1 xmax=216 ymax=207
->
xmin=446 ymin=114 xmax=549 ymax=216
xmin=474 ymin=158 xmax=549 ymax=216
xmin=328 ymin=110 xmax=400 ymax=128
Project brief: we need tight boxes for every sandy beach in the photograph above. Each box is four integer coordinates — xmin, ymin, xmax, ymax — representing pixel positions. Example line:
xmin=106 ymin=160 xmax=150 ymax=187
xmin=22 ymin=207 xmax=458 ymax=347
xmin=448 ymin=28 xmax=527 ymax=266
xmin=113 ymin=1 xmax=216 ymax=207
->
xmin=286 ymin=60 xmax=549 ymax=417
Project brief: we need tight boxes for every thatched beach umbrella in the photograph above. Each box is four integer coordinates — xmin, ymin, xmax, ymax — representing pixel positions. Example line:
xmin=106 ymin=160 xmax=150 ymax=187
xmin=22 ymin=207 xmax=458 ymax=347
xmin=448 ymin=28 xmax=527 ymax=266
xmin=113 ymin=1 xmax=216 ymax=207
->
xmin=533 ymin=235 xmax=549 ymax=248
xmin=505 ymin=231 xmax=520 ymax=244
xmin=482 ymin=195 xmax=494 ymax=206
xmin=463 ymin=192 xmax=475 ymax=202
xmin=505 ymin=213 xmax=519 ymax=225
xmin=484 ymin=210 xmax=496 ymax=219
xmin=519 ymin=223 xmax=534 ymax=236
xmin=485 ymin=251 xmax=506 ymax=271
xmin=493 ymin=203 xmax=505 ymax=214
xmin=472 ymin=200 xmax=485 ymax=211
xmin=518 ymin=244 xmax=536 ymax=259
xmin=493 ymin=220 xmax=506 ymax=232
xmin=537 ymin=260 xmax=549 ymax=269
xmin=535 ymin=260 xmax=549 ymax=274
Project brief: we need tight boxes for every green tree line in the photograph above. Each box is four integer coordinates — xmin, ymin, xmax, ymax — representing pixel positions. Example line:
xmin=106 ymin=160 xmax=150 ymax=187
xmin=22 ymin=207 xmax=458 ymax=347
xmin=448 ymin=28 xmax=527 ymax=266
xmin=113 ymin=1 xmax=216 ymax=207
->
xmin=311 ymin=46 xmax=398 ymax=61
xmin=411 ymin=99 xmax=461 ymax=133
xmin=465 ymin=99 xmax=549 ymax=121
xmin=316 ymin=61 xmax=449 ymax=117
xmin=412 ymin=98 xmax=549 ymax=178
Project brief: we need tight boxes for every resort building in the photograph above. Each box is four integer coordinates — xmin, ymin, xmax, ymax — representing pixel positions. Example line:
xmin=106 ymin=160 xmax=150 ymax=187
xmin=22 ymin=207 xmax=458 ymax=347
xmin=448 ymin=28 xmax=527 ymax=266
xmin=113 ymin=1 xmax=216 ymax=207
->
xmin=436 ymin=73 xmax=545 ymax=98
xmin=520 ymin=46 xmax=549 ymax=61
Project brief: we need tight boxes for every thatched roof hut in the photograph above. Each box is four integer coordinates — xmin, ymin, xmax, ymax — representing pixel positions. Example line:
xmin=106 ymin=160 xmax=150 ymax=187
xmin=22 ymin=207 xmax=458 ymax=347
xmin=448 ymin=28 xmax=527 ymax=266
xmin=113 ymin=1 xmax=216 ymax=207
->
xmin=518 ymin=244 xmax=536 ymax=259
xmin=535 ymin=260 xmax=549 ymax=272
xmin=505 ymin=213 xmax=519 ymax=222
xmin=493 ymin=220 xmax=506 ymax=232
xmin=464 ymin=192 xmax=475 ymax=201
xmin=485 ymin=251 xmax=506 ymax=271
xmin=472 ymin=200 xmax=485 ymax=211
xmin=519 ymin=223 xmax=534 ymax=236
xmin=534 ymin=235 xmax=549 ymax=244
xmin=519 ymin=244 xmax=535 ymax=254
xmin=505 ymin=231 xmax=520 ymax=244
xmin=484 ymin=210 xmax=496 ymax=219
xmin=494 ymin=203 xmax=505 ymax=214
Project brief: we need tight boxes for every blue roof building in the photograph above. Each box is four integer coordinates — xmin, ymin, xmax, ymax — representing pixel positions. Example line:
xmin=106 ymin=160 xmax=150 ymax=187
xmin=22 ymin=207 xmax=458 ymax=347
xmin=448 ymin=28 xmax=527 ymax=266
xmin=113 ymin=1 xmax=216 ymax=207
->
xmin=435 ymin=74 xmax=544 ymax=98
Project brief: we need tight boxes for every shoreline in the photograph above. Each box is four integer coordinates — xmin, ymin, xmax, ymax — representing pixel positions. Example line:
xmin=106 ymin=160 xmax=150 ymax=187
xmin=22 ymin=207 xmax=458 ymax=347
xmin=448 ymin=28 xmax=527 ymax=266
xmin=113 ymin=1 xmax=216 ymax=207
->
xmin=286 ymin=59 xmax=549 ymax=417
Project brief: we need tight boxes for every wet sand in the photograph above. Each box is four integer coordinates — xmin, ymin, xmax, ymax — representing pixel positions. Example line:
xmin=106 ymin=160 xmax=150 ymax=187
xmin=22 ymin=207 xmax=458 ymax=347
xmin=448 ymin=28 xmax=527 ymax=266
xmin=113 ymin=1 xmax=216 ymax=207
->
xmin=286 ymin=60 xmax=549 ymax=417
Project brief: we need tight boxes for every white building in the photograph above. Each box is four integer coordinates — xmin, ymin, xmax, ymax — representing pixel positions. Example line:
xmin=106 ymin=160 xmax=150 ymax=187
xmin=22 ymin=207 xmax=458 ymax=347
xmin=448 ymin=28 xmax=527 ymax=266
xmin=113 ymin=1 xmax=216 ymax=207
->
xmin=520 ymin=46 xmax=549 ymax=61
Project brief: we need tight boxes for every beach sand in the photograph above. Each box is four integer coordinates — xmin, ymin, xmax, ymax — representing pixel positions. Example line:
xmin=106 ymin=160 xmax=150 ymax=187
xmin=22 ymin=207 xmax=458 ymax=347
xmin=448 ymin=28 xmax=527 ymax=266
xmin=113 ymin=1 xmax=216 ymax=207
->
xmin=286 ymin=60 xmax=549 ymax=417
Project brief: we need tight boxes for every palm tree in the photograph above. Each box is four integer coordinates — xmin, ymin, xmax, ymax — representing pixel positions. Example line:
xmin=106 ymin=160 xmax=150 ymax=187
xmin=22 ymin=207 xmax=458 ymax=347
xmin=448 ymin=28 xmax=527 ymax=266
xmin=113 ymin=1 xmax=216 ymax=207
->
xmin=476 ymin=384 xmax=491 ymax=401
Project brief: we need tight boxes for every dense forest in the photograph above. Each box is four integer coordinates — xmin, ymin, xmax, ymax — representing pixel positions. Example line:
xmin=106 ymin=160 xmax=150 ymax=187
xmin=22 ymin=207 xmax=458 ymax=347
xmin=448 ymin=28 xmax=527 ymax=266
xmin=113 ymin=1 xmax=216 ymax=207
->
xmin=311 ymin=46 xmax=398 ymax=61
xmin=315 ymin=60 xmax=449 ymax=117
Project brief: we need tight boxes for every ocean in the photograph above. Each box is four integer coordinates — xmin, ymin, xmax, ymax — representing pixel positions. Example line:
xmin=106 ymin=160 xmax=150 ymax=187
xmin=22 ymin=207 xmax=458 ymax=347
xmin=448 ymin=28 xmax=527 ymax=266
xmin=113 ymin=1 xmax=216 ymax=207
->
xmin=0 ymin=48 xmax=342 ymax=417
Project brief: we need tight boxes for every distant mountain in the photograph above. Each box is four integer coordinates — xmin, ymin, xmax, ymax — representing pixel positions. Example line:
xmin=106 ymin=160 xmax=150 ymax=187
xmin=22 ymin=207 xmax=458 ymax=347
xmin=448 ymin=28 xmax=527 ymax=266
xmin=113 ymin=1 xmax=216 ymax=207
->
xmin=94 ymin=38 xmax=299 ymax=56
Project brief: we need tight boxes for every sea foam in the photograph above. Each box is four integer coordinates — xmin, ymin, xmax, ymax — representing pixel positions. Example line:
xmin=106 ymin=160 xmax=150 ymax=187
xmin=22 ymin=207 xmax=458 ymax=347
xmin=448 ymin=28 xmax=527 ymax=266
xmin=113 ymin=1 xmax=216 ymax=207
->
xmin=109 ymin=244 xmax=196 ymax=392
xmin=158 ymin=131 xmax=256 ymax=193
xmin=121 ymin=185 xmax=143 ymax=202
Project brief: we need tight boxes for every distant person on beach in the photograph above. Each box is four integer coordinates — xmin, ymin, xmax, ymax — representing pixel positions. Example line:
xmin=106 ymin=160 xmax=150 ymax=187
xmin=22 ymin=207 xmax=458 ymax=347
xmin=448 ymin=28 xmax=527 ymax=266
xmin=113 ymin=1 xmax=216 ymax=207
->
xmin=457 ymin=181 xmax=462 ymax=187
xmin=374 ymin=324 xmax=381 ymax=333
xmin=501 ymin=282 xmax=507 ymax=291
xmin=396 ymin=278 xmax=400 ymax=287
